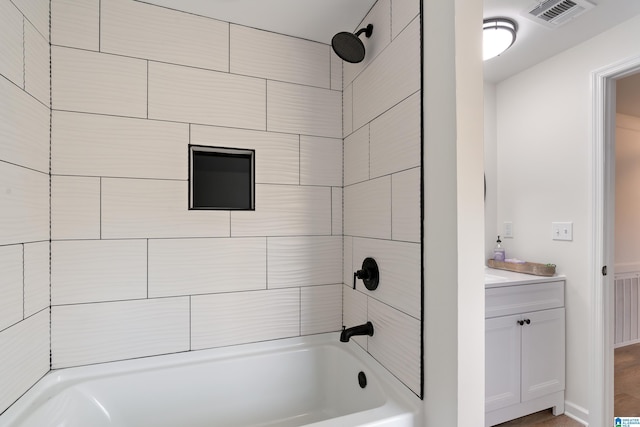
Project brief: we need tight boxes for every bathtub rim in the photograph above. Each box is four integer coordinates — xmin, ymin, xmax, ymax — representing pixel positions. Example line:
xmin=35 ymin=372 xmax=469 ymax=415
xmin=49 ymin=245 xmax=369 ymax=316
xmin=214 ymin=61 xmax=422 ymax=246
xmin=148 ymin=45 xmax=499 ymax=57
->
xmin=0 ymin=332 xmax=422 ymax=427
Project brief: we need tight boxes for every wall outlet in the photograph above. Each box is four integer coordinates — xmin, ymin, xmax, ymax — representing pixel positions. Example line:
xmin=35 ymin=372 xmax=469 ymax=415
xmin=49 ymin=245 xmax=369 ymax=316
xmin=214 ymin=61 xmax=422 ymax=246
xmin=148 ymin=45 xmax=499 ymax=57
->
xmin=504 ymin=222 xmax=513 ymax=238
xmin=552 ymin=222 xmax=573 ymax=241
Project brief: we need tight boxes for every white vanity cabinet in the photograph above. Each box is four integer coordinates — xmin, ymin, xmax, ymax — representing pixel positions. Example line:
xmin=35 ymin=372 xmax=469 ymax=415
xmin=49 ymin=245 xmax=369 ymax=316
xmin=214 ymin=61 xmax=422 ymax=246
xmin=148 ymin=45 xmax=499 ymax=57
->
xmin=485 ymin=271 xmax=566 ymax=427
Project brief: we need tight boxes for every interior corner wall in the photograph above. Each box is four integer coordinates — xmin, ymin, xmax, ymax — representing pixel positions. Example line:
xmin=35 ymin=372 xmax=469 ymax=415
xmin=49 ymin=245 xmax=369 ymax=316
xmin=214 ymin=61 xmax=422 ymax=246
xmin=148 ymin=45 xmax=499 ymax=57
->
xmin=484 ymin=82 xmax=498 ymax=260
xmin=49 ymin=0 xmax=343 ymax=369
xmin=495 ymin=13 xmax=640 ymax=421
xmin=341 ymin=0 xmax=422 ymax=396
xmin=0 ymin=0 xmax=51 ymax=416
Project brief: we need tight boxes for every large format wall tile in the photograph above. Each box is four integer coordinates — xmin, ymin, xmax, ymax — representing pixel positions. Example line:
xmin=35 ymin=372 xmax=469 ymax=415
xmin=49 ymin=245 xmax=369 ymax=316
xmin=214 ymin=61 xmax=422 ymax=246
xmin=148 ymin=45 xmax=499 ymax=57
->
xmin=343 ymin=0 xmax=392 ymax=87
xmin=52 ymin=111 xmax=189 ymax=179
xmin=267 ymin=236 xmax=342 ymax=288
xmin=301 ymin=284 xmax=342 ymax=335
xmin=343 ymin=236 xmax=353 ymax=287
xmin=343 ymin=84 xmax=353 ymax=137
xmin=330 ymin=51 xmax=342 ymax=91
xmin=0 ymin=76 xmax=50 ymax=173
xmin=231 ymin=184 xmax=331 ymax=237
xmin=370 ymin=91 xmax=420 ymax=178
xmin=392 ymin=0 xmax=420 ymax=39
xmin=353 ymin=238 xmax=421 ymax=318
xmin=0 ymin=0 xmax=25 ymax=88
xmin=300 ymin=136 xmax=342 ymax=187
xmin=0 ymin=310 xmax=49 ymax=415
xmin=344 ymin=125 xmax=370 ymax=186
xmin=52 ymin=240 xmax=147 ymax=305
xmin=191 ymin=289 xmax=300 ymax=349
xmin=392 ymin=167 xmax=421 ymax=243
xmin=51 ymin=176 xmax=100 ymax=240
xmin=52 ymin=46 xmax=148 ymax=118
xmin=368 ymin=298 xmax=421 ymax=395
xmin=0 ymin=245 xmax=23 ymax=332
xmin=102 ymin=0 xmax=229 ymax=72
xmin=101 ymin=178 xmax=231 ymax=239
xmin=344 ymin=177 xmax=391 ymax=240
xmin=148 ymin=238 xmax=267 ymax=298
xmin=342 ymin=284 xmax=368 ymax=348
xmin=0 ymin=162 xmax=49 ymax=246
xmin=24 ymin=241 xmax=50 ymax=317
xmin=11 ymin=0 xmax=49 ymax=41
xmin=332 ymin=188 xmax=343 ymax=236
xmin=231 ymin=25 xmax=329 ymax=88
xmin=191 ymin=125 xmax=299 ymax=185
xmin=148 ymin=62 xmax=266 ymax=130
xmin=267 ymin=80 xmax=341 ymax=138
xmin=51 ymin=0 xmax=100 ymax=51
xmin=24 ymin=21 xmax=50 ymax=107
xmin=352 ymin=18 xmax=420 ymax=129
xmin=52 ymin=298 xmax=190 ymax=368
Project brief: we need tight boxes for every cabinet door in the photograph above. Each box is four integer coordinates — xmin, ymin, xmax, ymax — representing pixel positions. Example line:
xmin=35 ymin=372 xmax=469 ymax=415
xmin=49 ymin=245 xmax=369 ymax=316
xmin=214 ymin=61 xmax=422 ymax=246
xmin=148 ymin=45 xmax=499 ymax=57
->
xmin=521 ymin=307 xmax=565 ymax=402
xmin=486 ymin=314 xmax=521 ymax=412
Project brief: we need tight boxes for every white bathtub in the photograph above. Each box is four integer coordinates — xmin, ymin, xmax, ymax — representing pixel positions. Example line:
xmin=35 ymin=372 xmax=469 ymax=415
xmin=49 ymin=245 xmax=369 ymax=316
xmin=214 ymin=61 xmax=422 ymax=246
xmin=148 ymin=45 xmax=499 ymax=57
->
xmin=0 ymin=333 xmax=422 ymax=427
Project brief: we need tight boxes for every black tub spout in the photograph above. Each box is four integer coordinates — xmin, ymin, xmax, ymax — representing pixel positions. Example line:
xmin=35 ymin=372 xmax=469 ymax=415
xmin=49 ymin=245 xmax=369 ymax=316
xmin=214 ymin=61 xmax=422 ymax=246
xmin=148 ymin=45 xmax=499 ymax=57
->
xmin=340 ymin=322 xmax=374 ymax=342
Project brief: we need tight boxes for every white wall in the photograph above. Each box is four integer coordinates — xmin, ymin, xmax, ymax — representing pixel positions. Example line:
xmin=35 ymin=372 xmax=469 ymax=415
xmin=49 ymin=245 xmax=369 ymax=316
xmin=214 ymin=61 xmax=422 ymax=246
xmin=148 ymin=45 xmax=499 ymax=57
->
xmin=615 ymin=113 xmax=640 ymax=273
xmin=342 ymin=0 xmax=422 ymax=396
xmin=485 ymin=82 xmax=498 ymax=259
xmin=495 ymin=13 xmax=640 ymax=422
xmin=49 ymin=0 xmax=344 ymax=368
xmin=0 ymin=0 xmax=51 ymax=415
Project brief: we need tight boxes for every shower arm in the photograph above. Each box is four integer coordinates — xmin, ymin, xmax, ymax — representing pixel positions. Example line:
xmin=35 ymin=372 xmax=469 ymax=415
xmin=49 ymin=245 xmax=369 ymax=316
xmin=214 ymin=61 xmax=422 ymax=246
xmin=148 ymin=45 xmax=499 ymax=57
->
xmin=355 ymin=24 xmax=373 ymax=39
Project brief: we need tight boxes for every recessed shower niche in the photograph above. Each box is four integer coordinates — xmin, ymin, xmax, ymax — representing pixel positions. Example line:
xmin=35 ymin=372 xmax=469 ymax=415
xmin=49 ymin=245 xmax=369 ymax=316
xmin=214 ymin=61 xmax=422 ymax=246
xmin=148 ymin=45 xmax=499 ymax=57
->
xmin=189 ymin=145 xmax=255 ymax=210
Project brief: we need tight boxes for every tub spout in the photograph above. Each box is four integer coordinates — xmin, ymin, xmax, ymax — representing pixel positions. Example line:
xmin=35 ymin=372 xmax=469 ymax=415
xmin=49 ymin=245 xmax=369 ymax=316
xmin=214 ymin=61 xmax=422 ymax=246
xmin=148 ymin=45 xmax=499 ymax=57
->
xmin=340 ymin=322 xmax=374 ymax=342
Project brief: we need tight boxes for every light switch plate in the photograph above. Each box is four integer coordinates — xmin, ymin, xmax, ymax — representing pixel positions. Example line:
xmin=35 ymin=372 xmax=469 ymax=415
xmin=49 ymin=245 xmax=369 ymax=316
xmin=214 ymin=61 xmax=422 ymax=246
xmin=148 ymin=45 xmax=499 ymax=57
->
xmin=552 ymin=222 xmax=573 ymax=241
xmin=504 ymin=222 xmax=513 ymax=238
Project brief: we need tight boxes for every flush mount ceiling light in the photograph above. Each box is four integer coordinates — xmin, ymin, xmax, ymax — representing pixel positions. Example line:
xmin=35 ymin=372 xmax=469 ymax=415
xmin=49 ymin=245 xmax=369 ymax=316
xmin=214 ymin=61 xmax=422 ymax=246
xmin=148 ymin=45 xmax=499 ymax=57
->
xmin=483 ymin=18 xmax=517 ymax=61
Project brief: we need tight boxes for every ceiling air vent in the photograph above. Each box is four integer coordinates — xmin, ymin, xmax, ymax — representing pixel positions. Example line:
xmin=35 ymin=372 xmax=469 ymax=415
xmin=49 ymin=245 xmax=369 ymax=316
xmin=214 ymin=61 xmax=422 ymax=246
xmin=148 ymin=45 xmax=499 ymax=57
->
xmin=525 ymin=0 xmax=595 ymax=28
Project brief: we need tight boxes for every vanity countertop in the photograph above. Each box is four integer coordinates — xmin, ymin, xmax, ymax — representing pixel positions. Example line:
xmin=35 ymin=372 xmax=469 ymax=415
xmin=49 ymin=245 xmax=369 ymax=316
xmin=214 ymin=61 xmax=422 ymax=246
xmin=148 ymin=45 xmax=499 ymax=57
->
xmin=485 ymin=267 xmax=565 ymax=289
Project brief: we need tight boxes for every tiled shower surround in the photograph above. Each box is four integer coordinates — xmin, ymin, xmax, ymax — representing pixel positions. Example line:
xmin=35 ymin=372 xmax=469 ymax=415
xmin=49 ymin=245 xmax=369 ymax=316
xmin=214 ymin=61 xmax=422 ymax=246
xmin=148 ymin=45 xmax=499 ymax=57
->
xmin=0 ymin=0 xmax=421 ymax=414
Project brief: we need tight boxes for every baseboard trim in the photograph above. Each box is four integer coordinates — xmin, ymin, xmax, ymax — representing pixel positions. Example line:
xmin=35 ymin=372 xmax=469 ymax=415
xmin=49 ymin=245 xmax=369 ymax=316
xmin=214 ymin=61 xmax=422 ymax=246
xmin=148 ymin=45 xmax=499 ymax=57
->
xmin=565 ymin=401 xmax=589 ymax=426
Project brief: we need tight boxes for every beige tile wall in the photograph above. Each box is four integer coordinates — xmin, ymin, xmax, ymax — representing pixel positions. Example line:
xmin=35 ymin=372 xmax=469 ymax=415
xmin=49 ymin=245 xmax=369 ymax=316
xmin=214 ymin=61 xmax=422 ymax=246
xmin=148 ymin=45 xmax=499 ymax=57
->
xmin=0 ymin=0 xmax=50 ymax=415
xmin=49 ymin=0 xmax=344 ymax=369
xmin=0 ymin=0 xmax=423 ymax=412
xmin=342 ymin=0 xmax=422 ymax=396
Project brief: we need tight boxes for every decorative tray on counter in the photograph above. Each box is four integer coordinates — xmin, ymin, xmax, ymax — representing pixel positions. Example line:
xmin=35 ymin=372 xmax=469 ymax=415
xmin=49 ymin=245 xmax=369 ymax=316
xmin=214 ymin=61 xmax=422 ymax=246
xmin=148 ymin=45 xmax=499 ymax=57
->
xmin=487 ymin=259 xmax=556 ymax=276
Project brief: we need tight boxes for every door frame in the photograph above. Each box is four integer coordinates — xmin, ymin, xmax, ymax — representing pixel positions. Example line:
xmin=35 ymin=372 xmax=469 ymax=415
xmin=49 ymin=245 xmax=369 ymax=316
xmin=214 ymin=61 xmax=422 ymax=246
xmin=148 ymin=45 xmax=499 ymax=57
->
xmin=591 ymin=54 xmax=640 ymax=426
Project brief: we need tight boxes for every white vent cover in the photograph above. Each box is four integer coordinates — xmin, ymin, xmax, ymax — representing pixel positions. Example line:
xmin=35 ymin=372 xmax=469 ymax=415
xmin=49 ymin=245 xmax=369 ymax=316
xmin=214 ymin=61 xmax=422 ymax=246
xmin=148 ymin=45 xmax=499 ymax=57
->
xmin=525 ymin=0 xmax=595 ymax=27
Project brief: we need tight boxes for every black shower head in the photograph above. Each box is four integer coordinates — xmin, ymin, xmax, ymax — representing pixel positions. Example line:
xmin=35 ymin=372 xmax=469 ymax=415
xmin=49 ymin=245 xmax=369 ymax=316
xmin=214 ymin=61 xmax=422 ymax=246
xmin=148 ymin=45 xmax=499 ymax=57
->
xmin=331 ymin=24 xmax=373 ymax=64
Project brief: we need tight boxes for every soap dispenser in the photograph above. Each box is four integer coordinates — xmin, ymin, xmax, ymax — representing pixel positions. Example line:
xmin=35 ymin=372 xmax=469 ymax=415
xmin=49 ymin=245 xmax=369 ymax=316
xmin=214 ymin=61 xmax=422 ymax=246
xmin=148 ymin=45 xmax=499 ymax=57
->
xmin=493 ymin=236 xmax=505 ymax=262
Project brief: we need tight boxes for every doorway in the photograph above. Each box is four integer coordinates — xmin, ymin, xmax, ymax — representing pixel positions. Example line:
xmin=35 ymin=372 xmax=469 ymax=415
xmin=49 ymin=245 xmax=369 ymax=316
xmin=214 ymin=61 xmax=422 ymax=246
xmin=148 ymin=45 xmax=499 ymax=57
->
xmin=592 ymin=55 xmax=640 ymax=427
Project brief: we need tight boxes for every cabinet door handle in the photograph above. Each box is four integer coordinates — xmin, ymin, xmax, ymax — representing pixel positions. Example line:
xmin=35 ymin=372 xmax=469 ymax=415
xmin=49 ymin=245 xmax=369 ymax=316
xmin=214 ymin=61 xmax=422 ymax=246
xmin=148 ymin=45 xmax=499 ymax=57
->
xmin=524 ymin=319 xmax=531 ymax=325
xmin=517 ymin=320 xmax=524 ymax=326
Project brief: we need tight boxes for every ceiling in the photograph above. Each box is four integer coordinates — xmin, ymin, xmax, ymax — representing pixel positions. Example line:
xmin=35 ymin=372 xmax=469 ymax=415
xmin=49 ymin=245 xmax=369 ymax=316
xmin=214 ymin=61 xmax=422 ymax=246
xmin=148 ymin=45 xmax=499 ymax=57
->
xmin=140 ymin=0 xmax=640 ymax=83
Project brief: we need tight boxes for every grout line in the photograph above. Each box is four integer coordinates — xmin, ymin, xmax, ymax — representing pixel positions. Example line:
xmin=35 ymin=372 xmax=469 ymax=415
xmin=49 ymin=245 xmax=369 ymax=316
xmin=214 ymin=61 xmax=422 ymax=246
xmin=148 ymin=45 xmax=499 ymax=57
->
xmin=22 ymin=244 xmax=25 ymax=319
xmin=298 ymin=135 xmax=301 ymax=186
xmin=0 ymin=159 xmax=49 ymax=176
xmin=390 ymin=174 xmax=393 ymax=239
xmin=98 ymin=0 xmax=101 ymax=52
xmin=189 ymin=296 xmax=192 ymax=351
xmin=48 ymin=0 xmax=53 ymax=372
xmin=299 ymin=287 xmax=302 ymax=336
xmin=99 ymin=177 xmax=102 ymax=239
xmin=22 ymin=17 xmax=25 ymax=90
xmin=146 ymin=239 xmax=149 ymax=298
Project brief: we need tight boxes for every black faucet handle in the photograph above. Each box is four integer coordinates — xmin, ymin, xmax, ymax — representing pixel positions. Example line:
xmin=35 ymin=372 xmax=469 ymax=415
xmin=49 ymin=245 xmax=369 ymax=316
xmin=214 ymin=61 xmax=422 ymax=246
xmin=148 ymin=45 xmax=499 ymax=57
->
xmin=353 ymin=258 xmax=379 ymax=291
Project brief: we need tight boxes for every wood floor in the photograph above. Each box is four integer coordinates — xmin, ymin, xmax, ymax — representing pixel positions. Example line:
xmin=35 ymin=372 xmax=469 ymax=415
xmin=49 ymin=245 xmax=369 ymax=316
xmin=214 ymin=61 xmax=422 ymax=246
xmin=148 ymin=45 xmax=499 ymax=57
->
xmin=494 ymin=342 xmax=640 ymax=426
